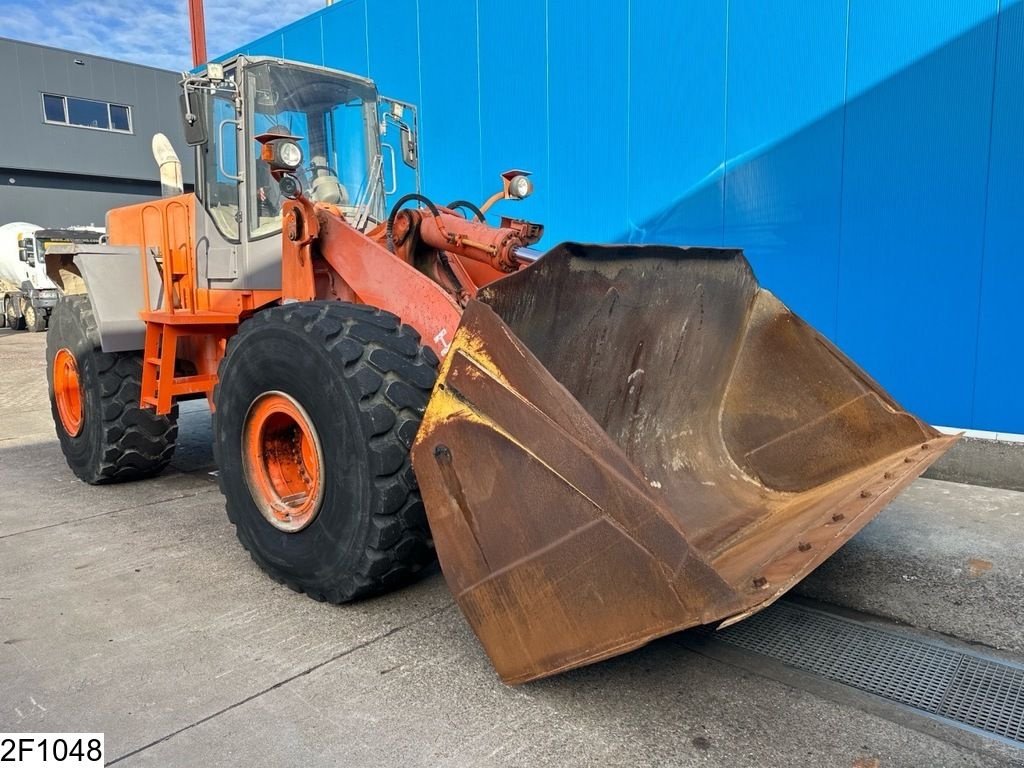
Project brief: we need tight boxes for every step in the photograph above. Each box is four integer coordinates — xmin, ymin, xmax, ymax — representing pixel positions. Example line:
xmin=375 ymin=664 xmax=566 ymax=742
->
xmin=141 ymin=310 xmax=239 ymax=326
xmin=168 ymin=374 xmax=217 ymax=394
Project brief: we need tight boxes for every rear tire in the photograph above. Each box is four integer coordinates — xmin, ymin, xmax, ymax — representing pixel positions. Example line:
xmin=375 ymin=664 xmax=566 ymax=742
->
xmin=213 ymin=301 xmax=439 ymax=602
xmin=6 ymin=297 xmax=25 ymax=330
xmin=47 ymin=295 xmax=178 ymax=484
xmin=24 ymin=302 xmax=47 ymax=332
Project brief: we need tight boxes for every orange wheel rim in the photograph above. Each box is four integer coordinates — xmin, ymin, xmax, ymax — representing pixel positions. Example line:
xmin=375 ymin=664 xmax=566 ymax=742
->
xmin=54 ymin=348 xmax=84 ymax=437
xmin=242 ymin=392 xmax=324 ymax=532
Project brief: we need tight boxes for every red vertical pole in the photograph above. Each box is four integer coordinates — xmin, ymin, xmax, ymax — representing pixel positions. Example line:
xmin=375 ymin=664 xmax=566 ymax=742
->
xmin=188 ymin=0 xmax=208 ymax=68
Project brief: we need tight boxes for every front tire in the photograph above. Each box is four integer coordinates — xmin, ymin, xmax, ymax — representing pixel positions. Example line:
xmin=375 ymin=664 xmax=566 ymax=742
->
xmin=213 ymin=301 xmax=439 ymax=602
xmin=24 ymin=302 xmax=47 ymax=332
xmin=47 ymin=295 xmax=178 ymax=484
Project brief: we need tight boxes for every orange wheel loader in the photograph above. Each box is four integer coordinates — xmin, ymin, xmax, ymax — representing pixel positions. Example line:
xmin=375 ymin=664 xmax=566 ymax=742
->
xmin=43 ymin=57 xmax=956 ymax=684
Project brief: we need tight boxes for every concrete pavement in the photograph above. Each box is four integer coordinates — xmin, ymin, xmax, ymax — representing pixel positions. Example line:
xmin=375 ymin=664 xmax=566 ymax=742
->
xmin=2 ymin=328 xmax=1022 ymax=767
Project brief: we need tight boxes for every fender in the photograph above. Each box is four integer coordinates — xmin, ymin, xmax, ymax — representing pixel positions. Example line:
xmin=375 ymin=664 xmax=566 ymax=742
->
xmin=48 ymin=243 xmax=156 ymax=353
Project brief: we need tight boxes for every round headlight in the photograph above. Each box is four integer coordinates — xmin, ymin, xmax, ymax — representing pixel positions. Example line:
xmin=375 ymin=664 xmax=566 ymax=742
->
xmin=277 ymin=141 xmax=303 ymax=169
xmin=509 ymin=174 xmax=533 ymax=199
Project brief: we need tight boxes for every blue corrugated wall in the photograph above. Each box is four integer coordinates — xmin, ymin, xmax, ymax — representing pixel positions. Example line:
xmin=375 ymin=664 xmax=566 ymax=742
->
xmin=227 ymin=0 xmax=1023 ymax=433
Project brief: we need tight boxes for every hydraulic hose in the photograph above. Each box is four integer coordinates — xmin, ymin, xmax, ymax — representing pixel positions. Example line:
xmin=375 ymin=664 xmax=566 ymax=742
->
xmin=445 ymin=200 xmax=486 ymax=223
xmin=386 ymin=193 xmax=444 ymax=252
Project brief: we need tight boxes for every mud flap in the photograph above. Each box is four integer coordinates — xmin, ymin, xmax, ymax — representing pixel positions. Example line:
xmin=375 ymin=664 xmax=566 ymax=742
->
xmin=411 ymin=243 xmax=956 ymax=684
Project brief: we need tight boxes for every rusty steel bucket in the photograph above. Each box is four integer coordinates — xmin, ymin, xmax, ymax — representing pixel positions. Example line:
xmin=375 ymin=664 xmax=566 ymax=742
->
xmin=411 ymin=243 xmax=956 ymax=684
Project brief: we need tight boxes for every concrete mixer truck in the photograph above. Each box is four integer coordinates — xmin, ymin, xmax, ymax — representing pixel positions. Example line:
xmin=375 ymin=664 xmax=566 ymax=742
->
xmin=1 ymin=223 xmax=103 ymax=331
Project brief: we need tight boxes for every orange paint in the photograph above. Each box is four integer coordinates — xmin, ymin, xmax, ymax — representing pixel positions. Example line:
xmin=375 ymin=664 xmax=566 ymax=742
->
xmin=242 ymin=392 xmax=324 ymax=532
xmin=53 ymin=348 xmax=84 ymax=437
xmin=107 ymin=194 xmax=198 ymax=312
xmin=315 ymin=207 xmax=463 ymax=359
xmin=110 ymin=191 xmax=524 ymax=414
xmin=280 ymin=197 xmax=320 ymax=303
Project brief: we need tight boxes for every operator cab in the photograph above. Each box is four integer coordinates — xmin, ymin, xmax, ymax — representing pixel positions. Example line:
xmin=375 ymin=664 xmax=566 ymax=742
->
xmin=179 ymin=56 xmax=419 ymax=290
xmin=181 ymin=56 xmax=416 ymax=235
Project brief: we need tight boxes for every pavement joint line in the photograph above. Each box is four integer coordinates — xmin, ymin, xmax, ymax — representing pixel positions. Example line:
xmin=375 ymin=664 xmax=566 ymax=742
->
xmin=0 ymin=431 xmax=53 ymax=443
xmin=0 ymin=488 xmax=220 ymax=540
xmin=106 ymin=601 xmax=458 ymax=765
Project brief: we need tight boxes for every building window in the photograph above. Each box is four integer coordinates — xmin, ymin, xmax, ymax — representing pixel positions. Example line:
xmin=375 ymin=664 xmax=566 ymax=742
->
xmin=42 ymin=93 xmax=65 ymax=122
xmin=41 ymin=93 xmax=133 ymax=133
xmin=110 ymin=104 xmax=131 ymax=131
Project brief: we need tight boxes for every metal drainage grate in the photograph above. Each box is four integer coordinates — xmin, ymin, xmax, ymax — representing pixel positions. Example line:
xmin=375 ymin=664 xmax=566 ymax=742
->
xmin=708 ymin=601 xmax=1024 ymax=745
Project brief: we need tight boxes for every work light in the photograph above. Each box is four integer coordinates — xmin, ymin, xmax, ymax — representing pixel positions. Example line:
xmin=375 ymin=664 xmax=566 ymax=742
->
xmin=509 ymin=174 xmax=533 ymax=199
xmin=261 ymin=139 xmax=303 ymax=171
xmin=277 ymin=141 xmax=302 ymax=169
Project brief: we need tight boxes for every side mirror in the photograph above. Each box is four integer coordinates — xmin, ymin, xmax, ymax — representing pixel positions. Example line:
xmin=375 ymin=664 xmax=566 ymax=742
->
xmin=17 ymin=239 xmax=32 ymax=265
xmin=400 ymin=124 xmax=418 ymax=169
xmin=179 ymin=90 xmax=208 ymax=146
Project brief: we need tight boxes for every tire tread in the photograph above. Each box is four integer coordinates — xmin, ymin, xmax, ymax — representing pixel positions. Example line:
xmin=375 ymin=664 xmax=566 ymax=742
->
xmin=214 ymin=301 xmax=438 ymax=603
xmin=49 ymin=295 xmax=177 ymax=484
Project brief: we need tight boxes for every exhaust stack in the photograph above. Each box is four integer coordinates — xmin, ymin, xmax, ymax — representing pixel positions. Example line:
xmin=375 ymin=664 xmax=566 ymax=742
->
xmin=151 ymin=134 xmax=183 ymax=198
